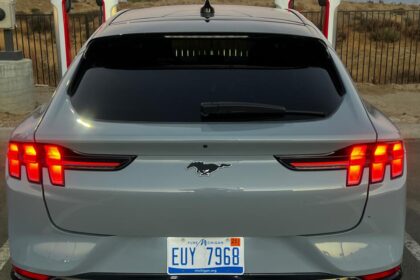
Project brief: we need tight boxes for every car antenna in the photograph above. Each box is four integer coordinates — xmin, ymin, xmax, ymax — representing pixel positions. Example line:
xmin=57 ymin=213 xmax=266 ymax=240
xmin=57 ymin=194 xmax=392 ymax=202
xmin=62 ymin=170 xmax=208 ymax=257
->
xmin=200 ymin=0 xmax=215 ymax=21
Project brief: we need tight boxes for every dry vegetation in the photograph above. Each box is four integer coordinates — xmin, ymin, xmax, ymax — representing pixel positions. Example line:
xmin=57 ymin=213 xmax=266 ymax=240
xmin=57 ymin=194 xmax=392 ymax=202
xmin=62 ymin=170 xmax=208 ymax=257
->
xmin=6 ymin=0 xmax=420 ymax=85
xmin=15 ymin=0 xmax=420 ymax=14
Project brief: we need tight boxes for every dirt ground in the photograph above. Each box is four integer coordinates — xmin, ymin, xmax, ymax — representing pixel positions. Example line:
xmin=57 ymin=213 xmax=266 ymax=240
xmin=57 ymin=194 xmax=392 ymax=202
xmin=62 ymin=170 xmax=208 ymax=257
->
xmin=357 ymin=83 xmax=420 ymax=125
xmin=1 ymin=83 xmax=419 ymax=128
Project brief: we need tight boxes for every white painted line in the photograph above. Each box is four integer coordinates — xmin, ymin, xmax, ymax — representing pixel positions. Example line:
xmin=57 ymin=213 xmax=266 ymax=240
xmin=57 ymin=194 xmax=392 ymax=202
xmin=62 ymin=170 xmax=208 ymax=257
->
xmin=405 ymin=232 xmax=420 ymax=262
xmin=0 ymin=240 xmax=10 ymax=271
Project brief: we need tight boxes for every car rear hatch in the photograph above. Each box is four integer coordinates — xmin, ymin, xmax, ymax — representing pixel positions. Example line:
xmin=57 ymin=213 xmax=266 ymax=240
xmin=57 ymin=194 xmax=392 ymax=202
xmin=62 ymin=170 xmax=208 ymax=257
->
xmin=36 ymin=34 xmax=376 ymax=236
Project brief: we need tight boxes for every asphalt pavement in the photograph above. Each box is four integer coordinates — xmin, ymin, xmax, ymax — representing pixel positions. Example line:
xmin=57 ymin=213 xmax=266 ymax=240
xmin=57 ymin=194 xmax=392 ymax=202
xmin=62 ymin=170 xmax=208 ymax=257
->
xmin=0 ymin=133 xmax=419 ymax=279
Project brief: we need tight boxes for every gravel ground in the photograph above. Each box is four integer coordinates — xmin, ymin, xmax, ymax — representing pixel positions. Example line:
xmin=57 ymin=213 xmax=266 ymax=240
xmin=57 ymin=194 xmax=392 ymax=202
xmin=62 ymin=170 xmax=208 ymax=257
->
xmin=357 ymin=83 xmax=420 ymax=125
xmin=0 ymin=83 xmax=419 ymax=128
xmin=0 ymin=86 xmax=54 ymax=127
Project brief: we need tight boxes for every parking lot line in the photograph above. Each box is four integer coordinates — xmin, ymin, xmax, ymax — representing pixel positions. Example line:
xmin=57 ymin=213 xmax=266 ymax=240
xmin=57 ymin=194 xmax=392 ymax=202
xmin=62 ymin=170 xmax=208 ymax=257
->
xmin=0 ymin=240 xmax=9 ymax=271
xmin=405 ymin=232 xmax=420 ymax=262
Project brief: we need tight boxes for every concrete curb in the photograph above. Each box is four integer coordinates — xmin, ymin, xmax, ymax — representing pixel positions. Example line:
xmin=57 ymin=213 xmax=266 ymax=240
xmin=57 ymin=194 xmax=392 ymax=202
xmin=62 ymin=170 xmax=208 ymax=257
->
xmin=1 ymin=124 xmax=420 ymax=140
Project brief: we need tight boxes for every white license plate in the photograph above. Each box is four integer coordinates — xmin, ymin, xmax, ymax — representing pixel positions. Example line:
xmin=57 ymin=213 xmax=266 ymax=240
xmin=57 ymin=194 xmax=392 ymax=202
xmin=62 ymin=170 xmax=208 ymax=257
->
xmin=167 ymin=237 xmax=244 ymax=275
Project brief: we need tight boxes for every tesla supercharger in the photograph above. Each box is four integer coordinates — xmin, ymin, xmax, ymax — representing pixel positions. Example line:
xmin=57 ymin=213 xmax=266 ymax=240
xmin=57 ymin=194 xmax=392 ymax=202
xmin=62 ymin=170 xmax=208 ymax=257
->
xmin=51 ymin=0 xmax=119 ymax=76
xmin=51 ymin=0 xmax=71 ymax=76
xmin=275 ymin=0 xmax=342 ymax=46
xmin=97 ymin=0 xmax=119 ymax=23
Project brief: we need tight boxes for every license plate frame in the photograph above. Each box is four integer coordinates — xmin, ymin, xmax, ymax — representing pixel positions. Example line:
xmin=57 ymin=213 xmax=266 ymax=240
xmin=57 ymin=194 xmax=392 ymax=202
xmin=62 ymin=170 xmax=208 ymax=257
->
xmin=167 ymin=237 xmax=245 ymax=275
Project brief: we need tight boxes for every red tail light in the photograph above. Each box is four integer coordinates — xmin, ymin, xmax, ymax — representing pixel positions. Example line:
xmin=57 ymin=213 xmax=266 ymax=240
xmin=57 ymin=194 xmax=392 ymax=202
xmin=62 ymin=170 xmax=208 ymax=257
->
xmin=391 ymin=142 xmax=404 ymax=178
xmin=360 ymin=265 xmax=401 ymax=280
xmin=22 ymin=144 xmax=41 ymax=183
xmin=13 ymin=265 xmax=50 ymax=280
xmin=44 ymin=145 xmax=64 ymax=186
xmin=7 ymin=142 xmax=21 ymax=179
xmin=7 ymin=142 xmax=135 ymax=187
xmin=370 ymin=144 xmax=388 ymax=184
xmin=277 ymin=140 xmax=404 ymax=187
xmin=347 ymin=145 xmax=367 ymax=186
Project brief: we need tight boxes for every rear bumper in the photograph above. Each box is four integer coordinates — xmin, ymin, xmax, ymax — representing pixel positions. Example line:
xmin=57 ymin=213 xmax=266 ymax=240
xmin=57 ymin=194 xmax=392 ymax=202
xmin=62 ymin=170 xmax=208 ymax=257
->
xmin=11 ymin=271 xmax=403 ymax=280
xmin=7 ymin=172 xmax=406 ymax=278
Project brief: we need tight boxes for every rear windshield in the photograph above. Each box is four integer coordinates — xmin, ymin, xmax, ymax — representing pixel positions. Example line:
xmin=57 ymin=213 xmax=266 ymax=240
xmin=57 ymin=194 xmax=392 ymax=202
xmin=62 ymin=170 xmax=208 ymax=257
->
xmin=69 ymin=34 xmax=345 ymax=122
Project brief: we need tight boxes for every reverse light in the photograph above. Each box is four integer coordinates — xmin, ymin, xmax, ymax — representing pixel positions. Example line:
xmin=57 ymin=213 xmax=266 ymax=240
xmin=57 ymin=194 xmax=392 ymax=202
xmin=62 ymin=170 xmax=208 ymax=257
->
xmin=7 ymin=142 xmax=135 ymax=187
xmin=277 ymin=140 xmax=405 ymax=187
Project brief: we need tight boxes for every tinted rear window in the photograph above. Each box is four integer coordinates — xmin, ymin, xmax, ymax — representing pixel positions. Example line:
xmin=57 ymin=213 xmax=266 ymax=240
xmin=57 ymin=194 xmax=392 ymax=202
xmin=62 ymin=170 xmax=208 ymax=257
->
xmin=69 ymin=34 xmax=344 ymax=122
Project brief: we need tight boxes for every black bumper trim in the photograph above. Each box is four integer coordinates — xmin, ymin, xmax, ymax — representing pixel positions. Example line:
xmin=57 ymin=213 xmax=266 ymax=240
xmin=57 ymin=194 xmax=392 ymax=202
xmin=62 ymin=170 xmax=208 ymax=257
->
xmin=11 ymin=271 xmax=403 ymax=280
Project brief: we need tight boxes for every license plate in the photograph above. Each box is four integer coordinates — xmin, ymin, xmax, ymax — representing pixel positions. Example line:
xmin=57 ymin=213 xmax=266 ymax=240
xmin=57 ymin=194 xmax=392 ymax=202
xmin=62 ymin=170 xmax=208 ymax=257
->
xmin=167 ymin=237 xmax=244 ymax=275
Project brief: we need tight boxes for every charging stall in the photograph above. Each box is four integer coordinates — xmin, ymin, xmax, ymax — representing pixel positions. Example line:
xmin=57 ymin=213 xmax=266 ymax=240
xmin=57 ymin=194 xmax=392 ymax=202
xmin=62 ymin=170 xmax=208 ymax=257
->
xmin=96 ymin=0 xmax=119 ymax=23
xmin=51 ymin=0 xmax=119 ymax=76
xmin=275 ymin=0 xmax=342 ymax=46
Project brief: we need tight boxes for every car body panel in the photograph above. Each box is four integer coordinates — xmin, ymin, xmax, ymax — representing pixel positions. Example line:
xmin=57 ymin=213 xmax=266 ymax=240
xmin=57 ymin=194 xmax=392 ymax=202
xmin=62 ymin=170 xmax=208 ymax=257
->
xmin=6 ymin=4 xmax=406 ymax=279
xmin=7 ymin=166 xmax=405 ymax=277
xmin=35 ymin=52 xmax=376 ymax=236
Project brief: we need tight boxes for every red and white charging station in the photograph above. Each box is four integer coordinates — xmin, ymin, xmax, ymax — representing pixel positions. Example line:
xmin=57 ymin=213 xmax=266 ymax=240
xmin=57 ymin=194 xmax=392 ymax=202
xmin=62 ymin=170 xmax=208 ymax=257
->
xmin=51 ymin=0 xmax=119 ymax=76
xmin=51 ymin=0 xmax=71 ymax=76
xmin=275 ymin=0 xmax=342 ymax=46
xmin=97 ymin=0 xmax=119 ymax=23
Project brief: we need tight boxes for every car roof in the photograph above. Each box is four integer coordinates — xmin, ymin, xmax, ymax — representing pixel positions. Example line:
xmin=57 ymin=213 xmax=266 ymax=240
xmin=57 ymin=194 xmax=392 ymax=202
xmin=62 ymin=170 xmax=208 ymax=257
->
xmin=94 ymin=5 xmax=324 ymax=40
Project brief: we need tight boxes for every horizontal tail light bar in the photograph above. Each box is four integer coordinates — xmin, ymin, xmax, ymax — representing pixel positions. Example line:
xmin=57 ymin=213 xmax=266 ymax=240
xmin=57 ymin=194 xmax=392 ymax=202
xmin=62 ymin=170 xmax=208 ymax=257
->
xmin=7 ymin=142 xmax=135 ymax=187
xmin=276 ymin=141 xmax=404 ymax=187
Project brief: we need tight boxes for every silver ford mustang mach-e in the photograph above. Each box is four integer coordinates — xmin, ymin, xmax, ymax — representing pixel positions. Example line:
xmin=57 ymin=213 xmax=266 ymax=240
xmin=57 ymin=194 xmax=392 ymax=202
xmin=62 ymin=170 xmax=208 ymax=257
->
xmin=6 ymin=3 xmax=406 ymax=280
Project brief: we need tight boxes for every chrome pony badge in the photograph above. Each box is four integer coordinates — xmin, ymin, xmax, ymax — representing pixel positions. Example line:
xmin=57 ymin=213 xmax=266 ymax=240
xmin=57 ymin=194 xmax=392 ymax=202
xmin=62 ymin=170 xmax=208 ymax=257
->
xmin=187 ymin=162 xmax=231 ymax=176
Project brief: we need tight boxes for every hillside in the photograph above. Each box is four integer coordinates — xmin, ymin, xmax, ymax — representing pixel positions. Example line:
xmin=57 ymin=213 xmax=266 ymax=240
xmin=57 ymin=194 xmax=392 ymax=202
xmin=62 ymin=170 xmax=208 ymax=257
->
xmin=15 ymin=0 xmax=420 ymax=14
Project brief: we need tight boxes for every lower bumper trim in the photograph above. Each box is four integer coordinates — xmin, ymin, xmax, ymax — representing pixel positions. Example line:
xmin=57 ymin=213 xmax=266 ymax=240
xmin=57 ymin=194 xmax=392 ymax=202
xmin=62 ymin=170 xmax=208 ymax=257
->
xmin=10 ymin=272 xmax=403 ymax=280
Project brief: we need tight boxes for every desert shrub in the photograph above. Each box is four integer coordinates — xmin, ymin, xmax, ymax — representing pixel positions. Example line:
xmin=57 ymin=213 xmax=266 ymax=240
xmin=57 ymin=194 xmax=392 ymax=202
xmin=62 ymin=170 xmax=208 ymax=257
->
xmin=405 ymin=25 xmax=420 ymax=41
xmin=27 ymin=15 xmax=53 ymax=34
xmin=391 ymin=8 xmax=406 ymax=16
xmin=30 ymin=8 xmax=41 ymax=14
xmin=356 ymin=16 xmax=401 ymax=33
xmin=336 ymin=31 xmax=347 ymax=43
xmin=404 ymin=16 xmax=414 ymax=27
xmin=370 ymin=27 xmax=401 ymax=42
xmin=395 ymin=69 xmax=420 ymax=83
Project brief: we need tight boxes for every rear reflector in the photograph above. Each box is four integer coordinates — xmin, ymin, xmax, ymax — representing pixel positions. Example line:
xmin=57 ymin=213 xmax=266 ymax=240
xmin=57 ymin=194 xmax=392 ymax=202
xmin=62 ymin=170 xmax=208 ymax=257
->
xmin=360 ymin=265 xmax=401 ymax=280
xmin=13 ymin=265 xmax=50 ymax=280
xmin=7 ymin=142 xmax=135 ymax=187
xmin=277 ymin=140 xmax=404 ymax=187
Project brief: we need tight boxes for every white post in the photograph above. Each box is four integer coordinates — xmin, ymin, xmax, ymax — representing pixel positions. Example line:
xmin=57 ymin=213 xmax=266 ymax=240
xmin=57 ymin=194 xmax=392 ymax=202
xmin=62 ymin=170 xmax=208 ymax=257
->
xmin=101 ymin=0 xmax=119 ymax=22
xmin=51 ymin=0 xmax=71 ymax=76
xmin=323 ymin=0 xmax=341 ymax=46
xmin=274 ymin=0 xmax=293 ymax=9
